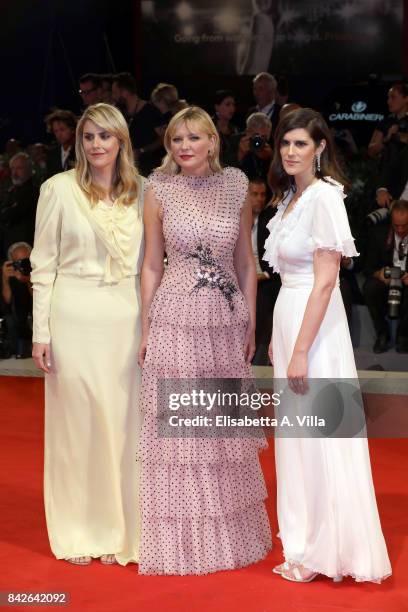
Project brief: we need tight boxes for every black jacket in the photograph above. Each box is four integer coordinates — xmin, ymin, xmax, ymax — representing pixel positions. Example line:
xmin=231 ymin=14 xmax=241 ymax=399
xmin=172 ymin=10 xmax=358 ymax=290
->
xmin=46 ymin=144 xmax=76 ymax=178
xmin=364 ymin=222 xmax=407 ymax=276
xmin=257 ymin=205 xmax=281 ymax=284
xmin=226 ymin=132 xmax=272 ymax=181
xmin=377 ymin=141 xmax=408 ymax=199
xmin=0 ymin=178 xmax=39 ymax=259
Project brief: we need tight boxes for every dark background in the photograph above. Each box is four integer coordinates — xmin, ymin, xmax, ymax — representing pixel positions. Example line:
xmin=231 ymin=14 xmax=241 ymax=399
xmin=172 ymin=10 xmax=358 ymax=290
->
xmin=0 ymin=0 xmax=407 ymax=148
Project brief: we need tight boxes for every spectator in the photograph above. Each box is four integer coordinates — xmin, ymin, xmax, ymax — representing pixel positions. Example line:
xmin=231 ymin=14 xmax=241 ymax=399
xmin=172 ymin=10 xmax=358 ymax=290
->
xmin=248 ymin=72 xmax=281 ymax=134
xmin=100 ymin=73 xmax=113 ymax=104
xmin=1 ymin=241 xmax=32 ymax=358
xmin=249 ymin=177 xmax=281 ymax=364
xmin=79 ymin=73 xmax=104 ymax=107
xmin=150 ymin=83 xmax=187 ymax=121
xmin=368 ymin=82 xmax=408 ymax=159
xmin=279 ymin=103 xmax=301 ymax=122
xmin=112 ymin=72 xmax=166 ymax=175
xmin=0 ymin=157 xmax=11 ymax=201
xmin=376 ymin=129 xmax=408 ymax=209
xmin=212 ymin=89 xmax=240 ymax=166
xmin=27 ymin=143 xmax=48 ymax=186
xmin=333 ymin=127 xmax=376 ymax=267
xmin=4 ymin=139 xmax=22 ymax=161
xmin=363 ymin=199 xmax=408 ymax=353
xmin=275 ymin=75 xmax=290 ymax=107
xmin=45 ymin=109 xmax=77 ymax=177
xmin=150 ymin=82 xmax=188 ymax=157
xmin=227 ymin=112 xmax=273 ymax=181
xmin=0 ymin=153 xmax=38 ymax=260
xmin=339 ymin=255 xmax=364 ymax=331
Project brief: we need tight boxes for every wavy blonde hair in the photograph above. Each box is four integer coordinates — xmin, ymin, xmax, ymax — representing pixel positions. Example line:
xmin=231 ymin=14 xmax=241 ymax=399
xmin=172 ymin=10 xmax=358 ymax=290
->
xmin=75 ymin=103 xmax=140 ymax=208
xmin=158 ymin=106 xmax=222 ymax=175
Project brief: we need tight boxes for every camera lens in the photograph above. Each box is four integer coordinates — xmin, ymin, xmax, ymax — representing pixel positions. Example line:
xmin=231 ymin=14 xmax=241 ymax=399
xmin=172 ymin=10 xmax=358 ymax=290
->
xmin=250 ymin=134 xmax=265 ymax=152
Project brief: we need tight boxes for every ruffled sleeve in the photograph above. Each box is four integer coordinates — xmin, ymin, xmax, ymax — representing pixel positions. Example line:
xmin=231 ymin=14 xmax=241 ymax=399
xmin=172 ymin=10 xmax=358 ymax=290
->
xmin=308 ymin=180 xmax=359 ymax=258
xmin=262 ymin=201 xmax=286 ymax=273
xmin=30 ymin=178 xmax=62 ymax=343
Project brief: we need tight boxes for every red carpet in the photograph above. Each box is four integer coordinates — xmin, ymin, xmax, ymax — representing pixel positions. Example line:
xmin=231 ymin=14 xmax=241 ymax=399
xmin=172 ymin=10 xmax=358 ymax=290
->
xmin=0 ymin=377 xmax=406 ymax=612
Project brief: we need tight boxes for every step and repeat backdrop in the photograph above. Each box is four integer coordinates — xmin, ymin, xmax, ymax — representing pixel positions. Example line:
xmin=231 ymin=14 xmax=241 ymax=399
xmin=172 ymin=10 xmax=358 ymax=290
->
xmin=141 ymin=0 xmax=403 ymax=78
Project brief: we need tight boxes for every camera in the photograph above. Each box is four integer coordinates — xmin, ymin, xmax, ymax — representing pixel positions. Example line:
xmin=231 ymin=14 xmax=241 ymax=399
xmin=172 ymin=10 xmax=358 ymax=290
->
xmin=11 ymin=258 xmax=32 ymax=276
xmin=384 ymin=266 xmax=404 ymax=318
xmin=366 ymin=208 xmax=390 ymax=226
xmin=250 ymin=134 xmax=266 ymax=153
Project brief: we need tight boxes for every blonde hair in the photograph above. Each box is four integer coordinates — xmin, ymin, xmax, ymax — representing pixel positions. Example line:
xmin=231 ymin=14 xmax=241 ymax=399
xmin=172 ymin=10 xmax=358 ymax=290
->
xmin=75 ymin=103 xmax=140 ymax=208
xmin=151 ymin=83 xmax=189 ymax=115
xmin=151 ymin=83 xmax=178 ymax=107
xmin=158 ymin=106 xmax=222 ymax=175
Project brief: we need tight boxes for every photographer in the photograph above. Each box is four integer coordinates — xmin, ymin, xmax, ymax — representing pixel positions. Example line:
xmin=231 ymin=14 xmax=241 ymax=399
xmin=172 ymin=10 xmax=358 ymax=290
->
xmin=1 ymin=242 xmax=32 ymax=358
xmin=229 ymin=112 xmax=273 ymax=181
xmin=368 ymin=82 xmax=408 ymax=159
xmin=375 ymin=139 xmax=408 ymax=209
xmin=363 ymin=200 xmax=408 ymax=353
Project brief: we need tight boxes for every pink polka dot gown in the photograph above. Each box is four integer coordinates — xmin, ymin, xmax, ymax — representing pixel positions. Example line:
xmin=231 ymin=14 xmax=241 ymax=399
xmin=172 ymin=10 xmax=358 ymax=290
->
xmin=138 ymin=167 xmax=272 ymax=575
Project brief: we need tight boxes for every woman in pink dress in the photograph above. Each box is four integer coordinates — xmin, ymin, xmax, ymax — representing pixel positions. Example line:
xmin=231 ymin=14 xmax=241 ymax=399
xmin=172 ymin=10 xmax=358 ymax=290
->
xmin=137 ymin=106 xmax=272 ymax=575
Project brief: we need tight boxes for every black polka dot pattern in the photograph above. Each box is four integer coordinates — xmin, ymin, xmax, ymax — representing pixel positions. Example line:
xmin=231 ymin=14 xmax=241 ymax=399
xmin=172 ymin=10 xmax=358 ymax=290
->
xmin=138 ymin=167 xmax=272 ymax=575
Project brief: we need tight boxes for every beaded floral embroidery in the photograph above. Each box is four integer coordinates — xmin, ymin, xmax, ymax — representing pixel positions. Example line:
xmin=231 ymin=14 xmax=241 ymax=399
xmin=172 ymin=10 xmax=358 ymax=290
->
xmin=186 ymin=244 xmax=237 ymax=311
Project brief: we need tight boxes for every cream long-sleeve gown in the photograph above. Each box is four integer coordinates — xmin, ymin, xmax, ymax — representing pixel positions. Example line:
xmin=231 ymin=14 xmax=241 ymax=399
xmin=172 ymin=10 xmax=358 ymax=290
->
xmin=30 ymin=169 xmax=144 ymax=564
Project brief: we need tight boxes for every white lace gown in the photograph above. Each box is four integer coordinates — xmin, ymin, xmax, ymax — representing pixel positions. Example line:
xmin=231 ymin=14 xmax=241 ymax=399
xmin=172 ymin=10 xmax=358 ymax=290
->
xmin=263 ymin=178 xmax=391 ymax=582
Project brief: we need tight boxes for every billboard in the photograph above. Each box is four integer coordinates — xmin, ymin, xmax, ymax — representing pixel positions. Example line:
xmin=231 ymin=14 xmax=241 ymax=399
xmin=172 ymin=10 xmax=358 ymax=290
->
xmin=141 ymin=0 xmax=403 ymax=77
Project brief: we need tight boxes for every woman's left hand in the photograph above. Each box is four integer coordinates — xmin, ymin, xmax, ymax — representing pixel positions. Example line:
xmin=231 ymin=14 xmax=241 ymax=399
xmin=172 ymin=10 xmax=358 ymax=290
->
xmin=244 ymin=326 xmax=256 ymax=365
xmin=287 ymin=351 xmax=309 ymax=395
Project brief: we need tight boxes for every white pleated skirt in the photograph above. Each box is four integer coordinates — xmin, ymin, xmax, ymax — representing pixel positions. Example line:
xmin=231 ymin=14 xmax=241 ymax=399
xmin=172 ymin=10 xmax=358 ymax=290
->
xmin=44 ymin=274 xmax=142 ymax=564
xmin=272 ymin=273 xmax=391 ymax=582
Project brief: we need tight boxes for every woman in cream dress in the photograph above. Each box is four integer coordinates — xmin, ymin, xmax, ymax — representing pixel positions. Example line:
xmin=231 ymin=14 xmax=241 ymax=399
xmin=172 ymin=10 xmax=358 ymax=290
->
xmin=30 ymin=104 xmax=144 ymax=566
xmin=263 ymin=108 xmax=391 ymax=584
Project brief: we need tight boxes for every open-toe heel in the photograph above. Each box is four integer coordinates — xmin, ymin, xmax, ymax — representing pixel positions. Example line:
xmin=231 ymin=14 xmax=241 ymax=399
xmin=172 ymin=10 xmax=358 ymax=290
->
xmin=100 ymin=554 xmax=117 ymax=565
xmin=272 ymin=561 xmax=291 ymax=575
xmin=66 ymin=556 xmax=91 ymax=566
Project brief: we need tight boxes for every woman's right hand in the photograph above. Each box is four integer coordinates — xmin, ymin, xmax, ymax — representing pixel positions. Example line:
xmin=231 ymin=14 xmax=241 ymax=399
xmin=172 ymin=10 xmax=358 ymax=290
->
xmin=32 ymin=343 xmax=51 ymax=373
xmin=138 ymin=334 xmax=148 ymax=368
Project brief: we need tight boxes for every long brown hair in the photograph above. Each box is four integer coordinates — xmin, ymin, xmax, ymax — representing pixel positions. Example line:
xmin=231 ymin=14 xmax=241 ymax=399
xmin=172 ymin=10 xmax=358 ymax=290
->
xmin=268 ymin=108 xmax=348 ymax=205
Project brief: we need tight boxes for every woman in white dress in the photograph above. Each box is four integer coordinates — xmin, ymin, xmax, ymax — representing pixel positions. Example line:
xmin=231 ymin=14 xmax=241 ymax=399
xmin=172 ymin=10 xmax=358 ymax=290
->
xmin=31 ymin=104 xmax=144 ymax=566
xmin=263 ymin=108 xmax=391 ymax=583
